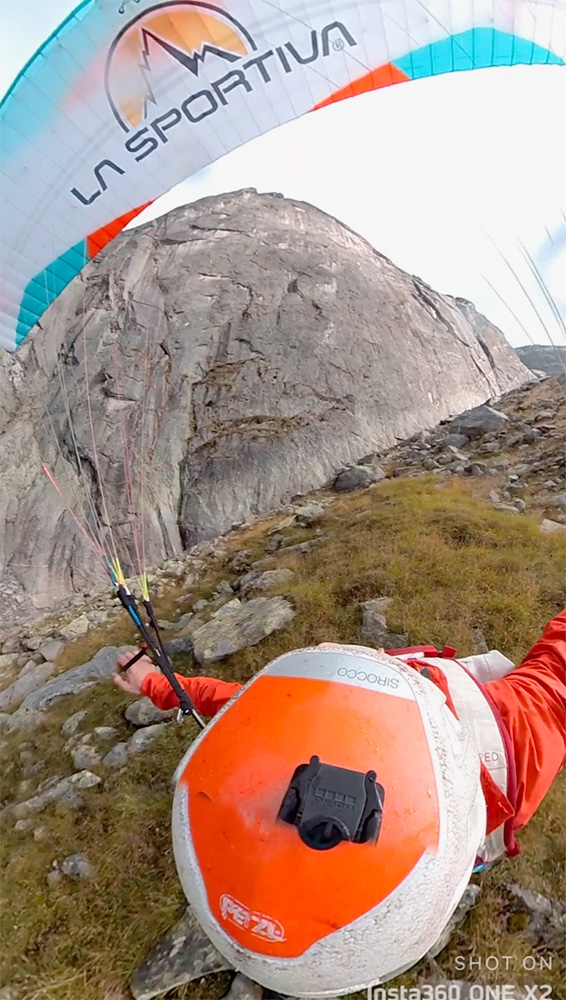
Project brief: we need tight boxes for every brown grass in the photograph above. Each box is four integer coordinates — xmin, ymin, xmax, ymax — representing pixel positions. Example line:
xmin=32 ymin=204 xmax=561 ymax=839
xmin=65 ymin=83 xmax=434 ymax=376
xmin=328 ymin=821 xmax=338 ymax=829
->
xmin=1 ymin=476 xmax=564 ymax=1000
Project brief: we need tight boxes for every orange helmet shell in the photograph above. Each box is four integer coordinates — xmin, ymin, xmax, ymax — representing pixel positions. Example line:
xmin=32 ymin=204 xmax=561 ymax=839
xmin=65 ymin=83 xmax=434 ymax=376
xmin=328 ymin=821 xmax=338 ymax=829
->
xmin=172 ymin=647 xmax=485 ymax=996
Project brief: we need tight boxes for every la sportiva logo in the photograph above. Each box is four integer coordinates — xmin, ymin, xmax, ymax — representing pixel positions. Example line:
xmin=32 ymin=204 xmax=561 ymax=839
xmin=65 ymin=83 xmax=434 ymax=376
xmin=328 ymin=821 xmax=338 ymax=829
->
xmin=105 ymin=1 xmax=257 ymax=131
xmin=72 ymin=0 xmax=357 ymax=205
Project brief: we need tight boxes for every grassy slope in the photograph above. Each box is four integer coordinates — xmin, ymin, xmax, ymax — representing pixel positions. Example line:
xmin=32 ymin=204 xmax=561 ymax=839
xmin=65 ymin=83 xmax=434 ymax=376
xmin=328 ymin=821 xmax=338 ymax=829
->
xmin=1 ymin=477 xmax=565 ymax=1000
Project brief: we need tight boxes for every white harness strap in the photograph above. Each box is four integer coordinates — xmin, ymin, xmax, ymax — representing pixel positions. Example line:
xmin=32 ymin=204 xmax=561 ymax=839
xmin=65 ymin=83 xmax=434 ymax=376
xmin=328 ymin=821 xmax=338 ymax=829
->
xmin=395 ymin=651 xmax=515 ymax=863
xmin=458 ymin=650 xmax=516 ymax=684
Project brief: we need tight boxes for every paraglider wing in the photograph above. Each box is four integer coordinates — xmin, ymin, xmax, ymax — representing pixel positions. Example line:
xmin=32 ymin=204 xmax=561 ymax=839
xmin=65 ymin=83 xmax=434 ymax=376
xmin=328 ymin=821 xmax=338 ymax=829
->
xmin=1 ymin=0 xmax=565 ymax=351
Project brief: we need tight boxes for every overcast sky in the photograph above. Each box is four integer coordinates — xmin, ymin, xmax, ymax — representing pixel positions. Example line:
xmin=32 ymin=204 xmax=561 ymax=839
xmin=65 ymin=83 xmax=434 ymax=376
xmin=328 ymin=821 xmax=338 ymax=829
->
xmin=2 ymin=1 xmax=565 ymax=349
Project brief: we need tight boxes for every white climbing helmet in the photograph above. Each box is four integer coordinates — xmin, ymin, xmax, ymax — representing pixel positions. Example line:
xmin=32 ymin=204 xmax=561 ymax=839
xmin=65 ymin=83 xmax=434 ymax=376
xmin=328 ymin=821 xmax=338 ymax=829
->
xmin=172 ymin=644 xmax=486 ymax=997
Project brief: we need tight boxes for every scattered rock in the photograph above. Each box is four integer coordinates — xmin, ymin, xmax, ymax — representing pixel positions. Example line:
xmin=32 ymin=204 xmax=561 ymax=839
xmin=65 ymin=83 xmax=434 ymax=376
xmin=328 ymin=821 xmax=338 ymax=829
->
xmin=293 ymin=503 xmax=326 ymax=526
xmin=163 ymin=636 xmax=194 ymax=657
xmin=1 ymin=637 xmax=22 ymax=654
xmin=550 ymin=491 xmax=566 ymax=508
xmin=471 ymin=628 xmax=489 ymax=654
xmin=130 ymin=905 xmax=232 ymax=1000
xmin=60 ymin=614 xmax=90 ymax=640
xmin=11 ymin=769 xmax=102 ymax=820
xmin=19 ymin=658 xmax=44 ymax=676
xmin=506 ymin=883 xmax=566 ymax=950
xmin=37 ymin=640 xmax=66 ymax=662
xmin=0 ymin=662 xmax=56 ymax=713
xmin=60 ymin=852 xmax=93 ymax=880
xmin=61 ymin=710 xmax=88 ymax=738
xmin=539 ymin=518 xmax=566 ymax=534
xmin=523 ymin=427 xmax=543 ymax=443
xmin=265 ymin=533 xmax=285 ymax=553
xmin=191 ymin=596 xmax=296 ymax=665
xmin=464 ymin=461 xmax=489 ymax=477
xmin=239 ymin=568 xmax=295 ymax=595
xmin=333 ymin=466 xmax=386 ymax=492
xmin=22 ymin=637 xmax=46 ymax=652
xmin=102 ymin=743 xmax=129 ymax=769
xmin=222 ymin=973 xmax=263 ymax=1000
xmin=46 ymin=870 xmax=62 ymax=888
xmin=226 ymin=550 xmax=254 ymax=573
xmin=93 ymin=726 xmax=120 ymax=742
xmin=125 ymin=699 xmax=176 ymax=727
xmin=534 ymin=410 xmax=557 ymax=422
xmin=0 ymin=652 xmax=21 ymax=677
xmin=14 ymin=818 xmax=34 ymax=833
xmin=437 ymin=433 xmax=471 ymax=450
xmin=127 ymin=723 xmax=167 ymax=755
xmin=70 ymin=741 xmax=102 ymax=771
xmin=277 ymin=540 xmax=315 ymax=557
xmin=267 ymin=516 xmax=295 ymax=535
xmin=359 ymin=600 xmax=408 ymax=648
xmin=174 ymin=612 xmax=194 ymax=630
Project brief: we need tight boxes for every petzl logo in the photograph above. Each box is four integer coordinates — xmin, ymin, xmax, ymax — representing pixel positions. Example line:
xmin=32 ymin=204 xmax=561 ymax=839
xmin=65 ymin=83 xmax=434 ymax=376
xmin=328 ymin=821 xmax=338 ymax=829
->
xmin=220 ymin=893 xmax=286 ymax=943
xmin=106 ymin=1 xmax=256 ymax=131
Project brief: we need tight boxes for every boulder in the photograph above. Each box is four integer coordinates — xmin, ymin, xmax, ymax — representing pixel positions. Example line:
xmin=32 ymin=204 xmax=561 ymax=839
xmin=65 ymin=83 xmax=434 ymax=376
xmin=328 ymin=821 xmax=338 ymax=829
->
xmin=191 ymin=596 xmax=296 ymax=665
xmin=359 ymin=600 xmax=408 ymax=649
xmin=61 ymin=710 xmax=88 ymax=738
xmin=0 ymin=661 xmax=56 ymax=713
xmin=59 ymin=852 xmax=93 ymax=880
xmin=163 ymin=636 xmax=194 ymax=657
xmin=59 ymin=614 xmax=90 ymax=640
xmin=102 ymin=743 xmax=129 ymax=769
xmin=130 ymin=905 xmax=232 ymax=1000
xmin=222 ymin=974 xmax=263 ymax=1000
xmin=127 ymin=723 xmax=167 ymax=754
xmin=11 ymin=646 xmax=130 ymax=716
xmin=0 ymin=191 xmax=528 ymax=619
xmin=37 ymin=640 xmax=66 ymax=662
xmin=333 ymin=466 xmax=385 ymax=492
xmin=125 ymin=698 xmax=176 ymax=727
xmin=449 ymin=404 xmax=510 ymax=439
xmin=70 ymin=740 xmax=102 ymax=771
xmin=540 ymin=518 xmax=566 ymax=534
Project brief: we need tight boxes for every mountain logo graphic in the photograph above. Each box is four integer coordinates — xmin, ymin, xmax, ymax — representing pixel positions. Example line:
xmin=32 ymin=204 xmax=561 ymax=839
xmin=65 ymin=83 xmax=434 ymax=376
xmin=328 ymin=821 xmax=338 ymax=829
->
xmin=106 ymin=1 xmax=257 ymax=131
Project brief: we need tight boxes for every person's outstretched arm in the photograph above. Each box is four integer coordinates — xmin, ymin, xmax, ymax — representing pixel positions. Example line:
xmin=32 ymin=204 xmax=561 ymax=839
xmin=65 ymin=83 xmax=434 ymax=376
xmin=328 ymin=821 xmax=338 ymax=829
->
xmin=113 ymin=652 xmax=242 ymax=718
xmin=485 ymin=610 xmax=566 ymax=830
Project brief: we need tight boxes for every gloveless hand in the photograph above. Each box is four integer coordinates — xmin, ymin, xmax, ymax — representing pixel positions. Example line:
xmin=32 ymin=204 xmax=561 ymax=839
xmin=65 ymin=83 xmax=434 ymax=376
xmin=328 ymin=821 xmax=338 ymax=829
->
xmin=113 ymin=651 xmax=158 ymax=696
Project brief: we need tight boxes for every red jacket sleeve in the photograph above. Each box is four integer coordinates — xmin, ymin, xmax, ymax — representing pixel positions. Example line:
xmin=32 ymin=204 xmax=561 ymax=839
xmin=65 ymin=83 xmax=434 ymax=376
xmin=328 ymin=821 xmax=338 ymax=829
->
xmin=140 ymin=672 xmax=243 ymax=717
xmin=485 ymin=610 xmax=566 ymax=830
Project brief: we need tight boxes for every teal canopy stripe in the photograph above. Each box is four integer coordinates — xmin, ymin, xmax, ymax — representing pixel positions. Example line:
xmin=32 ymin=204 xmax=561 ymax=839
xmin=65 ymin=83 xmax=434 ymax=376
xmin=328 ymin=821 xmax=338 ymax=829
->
xmin=16 ymin=241 xmax=89 ymax=346
xmin=394 ymin=28 xmax=565 ymax=80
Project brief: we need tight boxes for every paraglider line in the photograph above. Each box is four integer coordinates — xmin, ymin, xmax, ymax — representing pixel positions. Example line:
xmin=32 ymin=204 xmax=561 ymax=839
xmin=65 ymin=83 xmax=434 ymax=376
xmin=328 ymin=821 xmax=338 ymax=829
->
xmin=115 ymin=584 xmax=205 ymax=729
xmin=81 ymin=309 xmax=124 ymax=576
xmin=41 ymin=463 xmax=108 ymax=571
xmin=481 ymin=225 xmax=563 ymax=350
xmin=106 ymin=331 xmax=146 ymax=589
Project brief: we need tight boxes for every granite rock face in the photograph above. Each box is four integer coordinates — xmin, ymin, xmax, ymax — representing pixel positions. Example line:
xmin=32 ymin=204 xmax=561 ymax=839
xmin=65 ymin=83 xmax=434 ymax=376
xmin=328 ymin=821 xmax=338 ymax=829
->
xmin=0 ymin=189 xmax=529 ymax=615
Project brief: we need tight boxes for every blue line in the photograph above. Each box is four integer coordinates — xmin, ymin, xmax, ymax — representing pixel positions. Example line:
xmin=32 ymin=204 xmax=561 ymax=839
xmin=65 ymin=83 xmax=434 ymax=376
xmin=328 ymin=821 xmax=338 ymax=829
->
xmin=0 ymin=0 xmax=95 ymax=110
